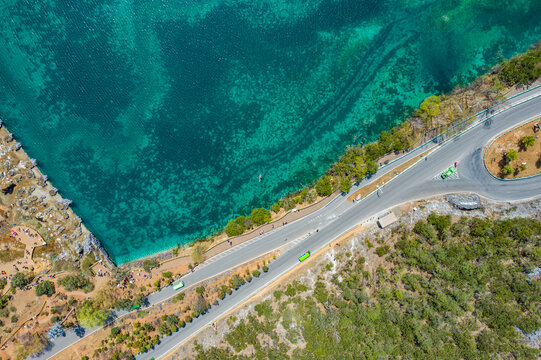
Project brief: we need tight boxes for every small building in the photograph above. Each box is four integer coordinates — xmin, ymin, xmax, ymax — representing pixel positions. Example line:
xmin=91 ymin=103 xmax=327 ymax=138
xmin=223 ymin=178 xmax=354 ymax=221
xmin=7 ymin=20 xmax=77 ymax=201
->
xmin=378 ymin=212 xmax=398 ymax=228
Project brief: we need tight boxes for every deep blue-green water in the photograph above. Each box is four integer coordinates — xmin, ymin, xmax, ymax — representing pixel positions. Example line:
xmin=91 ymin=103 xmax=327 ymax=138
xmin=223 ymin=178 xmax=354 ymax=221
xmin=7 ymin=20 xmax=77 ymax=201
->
xmin=0 ymin=0 xmax=540 ymax=263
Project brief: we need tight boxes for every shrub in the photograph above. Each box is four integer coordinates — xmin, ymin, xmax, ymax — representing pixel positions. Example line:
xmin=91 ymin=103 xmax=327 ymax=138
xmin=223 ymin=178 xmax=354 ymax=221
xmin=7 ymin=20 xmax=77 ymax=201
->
xmin=80 ymin=253 xmax=96 ymax=274
xmin=172 ymin=293 xmax=185 ymax=303
xmin=225 ymin=219 xmax=244 ymax=237
xmin=58 ymin=275 xmax=94 ymax=293
xmin=503 ymin=164 xmax=514 ymax=175
xmin=270 ymin=202 xmax=281 ymax=213
xmin=142 ymin=259 xmax=159 ymax=273
xmin=499 ymin=46 xmax=541 ymax=85
xmin=413 ymin=220 xmax=437 ymax=242
xmin=158 ymin=322 xmax=171 ymax=336
xmin=11 ymin=272 xmax=30 ymax=289
xmin=195 ymin=286 xmax=205 ymax=294
xmin=0 ymin=279 xmax=7 ymax=290
xmin=229 ymin=274 xmax=245 ymax=290
xmin=252 ymin=270 xmax=260 ymax=278
xmin=192 ymin=295 xmax=208 ymax=317
xmin=251 ymin=208 xmax=271 ymax=226
xmin=506 ymin=149 xmax=518 ymax=162
xmin=262 ymin=265 xmax=269 ymax=272
xmin=375 ymin=245 xmax=390 ymax=257
xmin=162 ymin=271 xmax=172 ymax=279
xmin=11 ymin=314 xmax=18 ymax=323
xmin=110 ymin=327 xmax=121 ymax=337
xmin=36 ymin=281 xmax=55 ymax=296
xmin=522 ymin=135 xmax=535 ymax=148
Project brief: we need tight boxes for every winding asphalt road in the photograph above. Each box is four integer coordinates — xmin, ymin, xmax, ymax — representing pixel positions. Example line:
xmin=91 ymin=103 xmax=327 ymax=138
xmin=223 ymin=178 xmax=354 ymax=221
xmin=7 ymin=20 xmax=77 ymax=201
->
xmin=35 ymin=86 xmax=541 ymax=360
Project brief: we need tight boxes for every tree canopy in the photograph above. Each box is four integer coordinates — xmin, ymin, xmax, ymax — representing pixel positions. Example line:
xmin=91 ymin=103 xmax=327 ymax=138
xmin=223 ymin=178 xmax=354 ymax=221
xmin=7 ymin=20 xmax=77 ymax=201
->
xmin=58 ymin=274 xmax=94 ymax=293
xmin=339 ymin=177 xmax=352 ymax=194
xmin=315 ymin=176 xmax=333 ymax=197
xmin=195 ymin=215 xmax=541 ymax=360
xmin=11 ymin=272 xmax=31 ymax=289
xmin=35 ymin=281 xmax=55 ymax=296
xmin=77 ymin=301 xmax=110 ymax=328
xmin=251 ymin=208 xmax=271 ymax=226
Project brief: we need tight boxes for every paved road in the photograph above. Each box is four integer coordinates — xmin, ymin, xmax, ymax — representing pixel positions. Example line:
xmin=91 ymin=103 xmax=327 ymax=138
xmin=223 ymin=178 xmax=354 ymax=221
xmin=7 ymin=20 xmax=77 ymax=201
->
xmin=34 ymin=85 xmax=541 ymax=359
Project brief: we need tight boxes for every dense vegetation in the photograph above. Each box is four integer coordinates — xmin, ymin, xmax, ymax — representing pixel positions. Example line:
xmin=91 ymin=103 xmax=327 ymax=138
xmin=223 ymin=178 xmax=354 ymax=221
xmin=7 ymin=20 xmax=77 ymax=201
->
xmin=194 ymin=215 xmax=541 ymax=359
xmin=58 ymin=274 xmax=94 ymax=293
xmin=499 ymin=44 xmax=541 ymax=86
xmin=35 ymin=280 xmax=55 ymax=296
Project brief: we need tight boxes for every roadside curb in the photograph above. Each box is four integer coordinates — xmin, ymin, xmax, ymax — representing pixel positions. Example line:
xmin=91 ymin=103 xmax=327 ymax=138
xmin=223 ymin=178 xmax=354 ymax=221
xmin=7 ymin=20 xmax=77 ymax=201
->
xmin=483 ymin=116 xmax=541 ymax=181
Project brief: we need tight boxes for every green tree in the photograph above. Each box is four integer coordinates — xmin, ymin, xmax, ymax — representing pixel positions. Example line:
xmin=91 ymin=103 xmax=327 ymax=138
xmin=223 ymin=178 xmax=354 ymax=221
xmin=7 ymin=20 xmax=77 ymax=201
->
xmin=270 ymin=202 xmax=281 ymax=213
xmin=417 ymin=95 xmax=441 ymax=125
xmin=11 ymin=272 xmax=30 ymax=289
xmin=251 ymin=208 xmax=271 ymax=226
xmin=110 ymin=327 xmax=121 ymax=337
xmin=339 ymin=177 xmax=352 ymax=194
xmin=366 ymin=160 xmax=379 ymax=175
xmin=58 ymin=275 xmax=94 ymax=293
xmin=77 ymin=301 xmax=110 ymax=328
xmin=506 ymin=149 xmax=518 ymax=163
xmin=35 ymin=281 xmax=55 ymax=296
xmin=503 ymin=164 xmax=514 ymax=175
xmin=195 ymin=286 xmax=205 ymax=294
xmin=229 ymin=274 xmax=245 ymax=290
xmin=499 ymin=47 xmax=541 ymax=85
xmin=315 ymin=176 xmax=333 ymax=197
xmin=158 ymin=322 xmax=171 ymax=336
xmin=192 ymin=295 xmax=208 ymax=317
xmin=522 ymin=135 xmax=535 ymax=148
xmin=142 ymin=259 xmax=159 ymax=273
xmin=375 ymin=245 xmax=390 ymax=257
xmin=80 ymin=253 xmax=96 ymax=275
xmin=225 ymin=219 xmax=244 ymax=237
xmin=191 ymin=243 xmax=206 ymax=264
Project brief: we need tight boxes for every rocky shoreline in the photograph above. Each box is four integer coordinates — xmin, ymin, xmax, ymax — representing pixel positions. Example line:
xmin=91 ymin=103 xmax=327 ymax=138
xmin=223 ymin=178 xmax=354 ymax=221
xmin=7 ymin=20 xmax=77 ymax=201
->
xmin=0 ymin=120 xmax=114 ymax=268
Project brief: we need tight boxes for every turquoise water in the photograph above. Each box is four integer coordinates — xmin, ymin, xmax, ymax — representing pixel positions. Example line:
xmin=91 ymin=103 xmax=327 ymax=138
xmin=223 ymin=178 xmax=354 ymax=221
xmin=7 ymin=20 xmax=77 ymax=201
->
xmin=0 ymin=1 xmax=540 ymax=263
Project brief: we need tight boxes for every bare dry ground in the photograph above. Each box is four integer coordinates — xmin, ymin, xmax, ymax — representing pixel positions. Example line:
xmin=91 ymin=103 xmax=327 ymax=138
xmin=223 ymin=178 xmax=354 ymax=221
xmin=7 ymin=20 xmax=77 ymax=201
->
xmin=485 ymin=118 xmax=541 ymax=178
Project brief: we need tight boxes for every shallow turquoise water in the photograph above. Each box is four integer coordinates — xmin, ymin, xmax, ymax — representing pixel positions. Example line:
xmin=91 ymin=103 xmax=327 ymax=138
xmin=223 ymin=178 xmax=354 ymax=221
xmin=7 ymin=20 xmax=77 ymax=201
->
xmin=0 ymin=0 xmax=540 ymax=263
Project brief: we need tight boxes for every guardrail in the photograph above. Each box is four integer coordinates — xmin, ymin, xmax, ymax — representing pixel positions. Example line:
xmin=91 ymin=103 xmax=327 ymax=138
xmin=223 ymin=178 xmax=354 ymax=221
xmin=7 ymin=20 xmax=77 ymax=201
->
xmin=377 ymin=84 xmax=541 ymax=170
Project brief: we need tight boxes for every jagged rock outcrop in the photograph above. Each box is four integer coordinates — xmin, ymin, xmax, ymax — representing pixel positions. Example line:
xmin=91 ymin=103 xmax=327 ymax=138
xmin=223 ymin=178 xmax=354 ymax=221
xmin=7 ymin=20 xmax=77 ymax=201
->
xmin=83 ymin=233 xmax=115 ymax=268
xmin=445 ymin=194 xmax=483 ymax=210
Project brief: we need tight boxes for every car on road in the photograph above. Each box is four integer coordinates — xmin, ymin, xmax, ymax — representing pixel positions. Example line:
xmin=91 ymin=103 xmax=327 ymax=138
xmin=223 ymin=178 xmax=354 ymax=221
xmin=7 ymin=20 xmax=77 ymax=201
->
xmin=173 ymin=281 xmax=184 ymax=290
xmin=441 ymin=166 xmax=456 ymax=179
xmin=299 ymin=251 xmax=310 ymax=262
